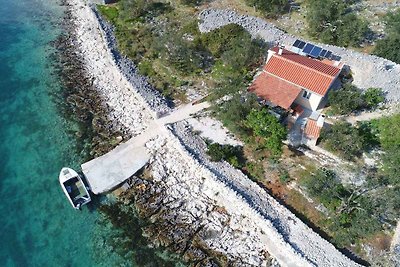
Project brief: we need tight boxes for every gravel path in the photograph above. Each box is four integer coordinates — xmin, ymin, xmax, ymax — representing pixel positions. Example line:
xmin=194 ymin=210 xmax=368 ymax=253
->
xmin=199 ymin=9 xmax=400 ymax=104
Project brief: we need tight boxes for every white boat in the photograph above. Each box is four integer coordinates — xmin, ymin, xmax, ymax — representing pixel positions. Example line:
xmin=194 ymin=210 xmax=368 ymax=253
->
xmin=59 ymin=167 xmax=91 ymax=209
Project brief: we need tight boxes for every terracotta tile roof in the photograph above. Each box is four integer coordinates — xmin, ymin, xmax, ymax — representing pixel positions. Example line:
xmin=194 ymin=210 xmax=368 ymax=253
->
xmin=266 ymin=47 xmax=341 ymax=96
xmin=249 ymin=72 xmax=302 ymax=109
xmin=304 ymin=119 xmax=322 ymax=139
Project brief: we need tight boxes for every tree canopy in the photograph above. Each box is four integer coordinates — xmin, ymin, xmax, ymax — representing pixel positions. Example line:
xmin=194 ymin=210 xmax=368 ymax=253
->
xmin=328 ymin=85 xmax=384 ymax=115
xmin=374 ymin=9 xmax=400 ymax=63
xmin=245 ymin=109 xmax=287 ymax=156
xmin=306 ymin=0 xmax=368 ymax=46
xmin=245 ymin=0 xmax=289 ymax=15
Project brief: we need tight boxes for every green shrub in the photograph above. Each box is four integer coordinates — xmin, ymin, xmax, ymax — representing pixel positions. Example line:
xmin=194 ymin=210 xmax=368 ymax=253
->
xmin=180 ymin=0 xmax=204 ymax=6
xmin=138 ymin=60 xmax=156 ymax=77
xmin=279 ymin=169 xmax=291 ymax=184
xmin=376 ymin=114 xmax=400 ymax=184
xmin=374 ymin=10 xmax=400 ymax=63
xmin=301 ymin=168 xmax=345 ymax=210
xmin=206 ymin=143 xmax=245 ymax=168
xmin=244 ymin=162 xmax=265 ymax=180
xmin=245 ymin=108 xmax=287 ymax=157
xmin=328 ymin=84 xmax=364 ymax=115
xmin=245 ymin=0 xmax=289 ymax=15
xmin=97 ymin=5 xmax=119 ymax=23
xmin=306 ymin=0 xmax=368 ymax=47
xmin=320 ymin=122 xmax=364 ymax=160
xmin=362 ymin=87 xmax=385 ymax=109
xmin=215 ymin=93 xmax=260 ymax=136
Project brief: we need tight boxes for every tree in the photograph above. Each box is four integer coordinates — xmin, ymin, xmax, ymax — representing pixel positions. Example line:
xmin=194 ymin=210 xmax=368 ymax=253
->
xmin=306 ymin=0 xmax=368 ymax=46
xmin=245 ymin=0 xmax=289 ymax=15
xmin=374 ymin=10 xmax=400 ymax=63
xmin=245 ymin=109 xmax=287 ymax=156
xmin=206 ymin=143 xmax=245 ymax=168
xmin=328 ymin=84 xmax=364 ymax=115
xmin=320 ymin=121 xmax=364 ymax=160
xmin=377 ymin=114 xmax=400 ymax=184
xmin=216 ymin=93 xmax=259 ymax=136
xmin=362 ymin=87 xmax=385 ymax=109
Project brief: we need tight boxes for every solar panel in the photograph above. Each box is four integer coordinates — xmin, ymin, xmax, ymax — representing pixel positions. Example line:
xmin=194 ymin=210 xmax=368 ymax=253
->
xmin=325 ymin=51 xmax=332 ymax=58
xmin=293 ymin=39 xmax=301 ymax=48
xmin=319 ymin=49 xmax=328 ymax=58
xmin=310 ymin=46 xmax=322 ymax=58
xmin=302 ymin=43 xmax=314 ymax=54
xmin=298 ymin=41 xmax=306 ymax=49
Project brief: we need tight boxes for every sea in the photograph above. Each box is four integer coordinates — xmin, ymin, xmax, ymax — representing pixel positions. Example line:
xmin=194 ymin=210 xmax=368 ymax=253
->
xmin=0 ymin=0 xmax=178 ymax=266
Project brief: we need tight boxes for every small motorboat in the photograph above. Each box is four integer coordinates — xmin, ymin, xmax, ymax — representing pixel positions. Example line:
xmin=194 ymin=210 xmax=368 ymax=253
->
xmin=59 ymin=167 xmax=91 ymax=210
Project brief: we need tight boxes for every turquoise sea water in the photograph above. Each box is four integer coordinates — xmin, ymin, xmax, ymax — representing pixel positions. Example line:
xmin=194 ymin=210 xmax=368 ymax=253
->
xmin=0 ymin=0 xmax=187 ymax=265
xmin=0 ymin=0 xmax=125 ymax=266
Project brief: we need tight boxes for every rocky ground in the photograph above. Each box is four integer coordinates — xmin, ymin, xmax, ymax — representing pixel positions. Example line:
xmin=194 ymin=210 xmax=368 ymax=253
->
xmin=62 ymin=0 xmax=368 ymax=266
xmin=199 ymin=9 xmax=400 ymax=105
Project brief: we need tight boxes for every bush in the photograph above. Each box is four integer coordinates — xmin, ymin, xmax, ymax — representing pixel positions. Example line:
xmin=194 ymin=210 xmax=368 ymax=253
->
xmin=180 ymin=0 xmax=204 ymax=6
xmin=328 ymin=84 xmax=364 ymax=115
xmin=97 ymin=5 xmax=119 ymax=23
xmin=374 ymin=35 xmax=400 ymax=64
xmin=245 ymin=108 xmax=287 ymax=157
xmin=362 ymin=87 xmax=385 ymax=109
xmin=306 ymin=0 xmax=368 ymax=47
xmin=206 ymin=143 xmax=245 ymax=168
xmin=301 ymin=168 xmax=345 ymax=210
xmin=245 ymin=0 xmax=289 ymax=15
xmin=376 ymin=114 xmax=400 ymax=184
xmin=279 ymin=169 xmax=291 ymax=184
xmin=160 ymin=33 xmax=203 ymax=75
xmin=244 ymin=162 xmax=265 ymax=180
xmin=320 ymin=122 xmax=364 ymax=160
xmin=374 ymin=10 xmax=400 ymax=63
xmin=215 ymin=93 xmax=260 ymax=136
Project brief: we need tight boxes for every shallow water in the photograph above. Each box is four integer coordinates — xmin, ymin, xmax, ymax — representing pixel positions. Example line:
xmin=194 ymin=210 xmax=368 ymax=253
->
xmin=0 ymin=0 xmax=124 ymax=266
xmin=0 ymin=0 xmax=189 ymax=265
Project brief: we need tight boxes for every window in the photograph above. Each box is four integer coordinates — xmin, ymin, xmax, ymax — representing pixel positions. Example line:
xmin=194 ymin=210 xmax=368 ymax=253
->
xmin=302 ymin=90 xmax=311 ymax=99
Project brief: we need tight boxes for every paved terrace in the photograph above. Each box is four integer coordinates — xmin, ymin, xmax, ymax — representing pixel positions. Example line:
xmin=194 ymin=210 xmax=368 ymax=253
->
xmin=82 ymin=101 xmax=210 ymax=194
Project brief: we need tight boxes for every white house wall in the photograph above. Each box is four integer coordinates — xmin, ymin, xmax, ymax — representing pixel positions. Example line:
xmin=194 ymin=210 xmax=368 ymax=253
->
xmin=293 ymin=91 xmax=323 ymax=111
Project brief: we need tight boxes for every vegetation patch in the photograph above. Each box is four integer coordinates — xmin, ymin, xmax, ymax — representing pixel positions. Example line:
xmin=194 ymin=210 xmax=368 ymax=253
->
xmin=301 ymin=168 xmax=381 ymax=248
xmin=328 ymin=84 xmax=384 ymax=115
xmin=320 ymin=121 xmax=379 ymax=160
xmin=206 ymin=142 xmax=245 ymax=168
xmin=306 ymin=0 xmax=368 ymax=47
xmin=374 ymin=9 xmax=400 ymax=63
xmin=245 ymin=108 xmax=287 ymax=157
xmin=244 ymin=0 xmax=289 ymax=17
xmin=98 ymin=1 xmax=265 ymax=102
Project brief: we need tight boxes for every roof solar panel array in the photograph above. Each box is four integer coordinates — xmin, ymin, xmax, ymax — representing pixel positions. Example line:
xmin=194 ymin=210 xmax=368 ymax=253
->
xmin=293 ymin=39 xmax=306 ymax=49
xmin=292 ymin=40 xmax=334 ymax=59
xmin=310 ymin=46 xmax=322 ymax=58
xmin=302 ymin=43 xmax=314 ymax=54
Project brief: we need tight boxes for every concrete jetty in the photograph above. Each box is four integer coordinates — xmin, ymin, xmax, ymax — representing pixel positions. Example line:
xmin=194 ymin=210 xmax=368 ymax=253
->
xmin=82 ymin=101 xmax=210 ymax=194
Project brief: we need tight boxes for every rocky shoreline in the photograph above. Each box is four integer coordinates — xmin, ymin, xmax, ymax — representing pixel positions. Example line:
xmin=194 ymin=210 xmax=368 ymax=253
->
xmin=51 ymin=1 xmax=130 ymax=159
xmin=59 ymin=0 xmax=366 ymax=266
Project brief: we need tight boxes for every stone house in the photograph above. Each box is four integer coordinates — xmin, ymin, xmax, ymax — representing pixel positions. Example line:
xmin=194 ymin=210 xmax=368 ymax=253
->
xmin=249 ymin=46 xmax=343 ymax=112
xmin=249 ymin=45 xmax=344 ymax=146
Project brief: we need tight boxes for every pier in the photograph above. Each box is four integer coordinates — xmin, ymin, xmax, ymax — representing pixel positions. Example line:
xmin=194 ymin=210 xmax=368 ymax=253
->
xmin=81 ymin=101 xmax=210 ymax=194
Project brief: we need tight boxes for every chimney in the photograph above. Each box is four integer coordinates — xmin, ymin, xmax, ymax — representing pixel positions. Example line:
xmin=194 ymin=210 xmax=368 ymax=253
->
xmin=317 ymin=114 xmax=325 ymax=127
xmin=278 ymin=45 xmax=284 ymax=55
